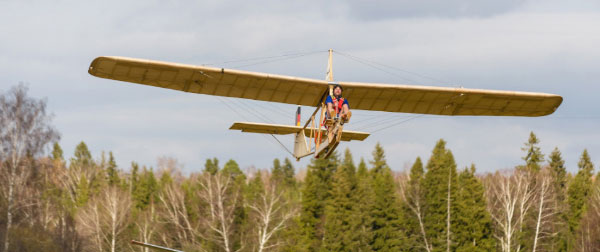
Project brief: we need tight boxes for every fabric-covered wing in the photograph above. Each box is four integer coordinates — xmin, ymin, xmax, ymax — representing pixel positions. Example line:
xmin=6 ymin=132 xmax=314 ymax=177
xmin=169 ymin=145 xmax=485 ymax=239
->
xmin=339 ymin=81 xmax=563 ymax=117
xmin=89 ymin=56 xmax=328 ymax=107
xmin=229 ymin=122 xmax=369 ymax=141
xmin=89 ymin=56 xmax=562 ymax=116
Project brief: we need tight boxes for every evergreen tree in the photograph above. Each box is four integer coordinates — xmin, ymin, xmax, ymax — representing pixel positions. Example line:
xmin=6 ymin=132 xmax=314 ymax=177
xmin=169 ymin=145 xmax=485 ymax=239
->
xmin=352 ymin=158 xmax=373 ymax=251
xmin=130 ymin=161 xmax=139 ymax=193
xmin=522 ymin=132 xmax=544 ymax=172
xmin=272 ymin=158 xmax=284 ymax=183
xmin=133 ymin=166 xmax=158 ymax=210
xmin=300 ymin=152 xmax=338 ymax=251
xmin=422 ymin=139 xmax=458 ymax=252
xmin=222 ymin=159 xmax=245 ymax=182
xmin=548 ymin=147 xmax=568 ymax=251
xmin=357 ymin=158 xmax=368 ymax=179
xmin=370 ymin=143 xmax=389 ymax=173
xmin=454 ymin=165 xmax=495 ymax=251
xmin=221 ymin=159 xmax=247 ymax=251
xmin=75 ymin=175 xmax=90 ymax=207
xmin=401 ymin=157 xmax=430 ymax=251
xmin=369 ymin=144 xmax=405 ymax=251
xmin=106 ymin=151 xmax=120 ymax=186
xmin=51 ymin=142 xmax=63 ymax=161
xmin=323 ymin=149 xmax=357 ymax=251
xmin=204 ymin=157 xmax=219 ymax=175
xmin=245 ymin=171 xmax=264 ymax=203
xmin=72 ymin=141 xmax=92 ymax=168
xmin=282 ymin=158 xmax=296 ymax=188
xmin=567 ymin=149 xmax=595 ymax=249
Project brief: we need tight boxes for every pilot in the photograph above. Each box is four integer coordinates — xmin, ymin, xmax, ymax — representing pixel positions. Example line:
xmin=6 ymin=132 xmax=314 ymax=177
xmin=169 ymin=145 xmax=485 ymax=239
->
xmin=326 ymin=84 xmax=350 ymax=122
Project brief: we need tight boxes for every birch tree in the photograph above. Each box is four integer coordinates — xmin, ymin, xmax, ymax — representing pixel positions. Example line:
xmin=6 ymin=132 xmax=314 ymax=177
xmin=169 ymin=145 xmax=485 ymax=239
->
xmin=0 ymin=84 xmax=59 ymax=252
xmin=77 ymin=186 xmax=132 ymax=252
xmin=531 ymin=171 xmax=557 ymax=252
xmin=247 ymin=174 xmax=296 ymax=252
xmin=400 ymin=157 xmax=432 ymax=252
xmin=197 ymin=172 xmax=242 ymax=252
xmin=485 ymin=170 xmax=534 ymax=252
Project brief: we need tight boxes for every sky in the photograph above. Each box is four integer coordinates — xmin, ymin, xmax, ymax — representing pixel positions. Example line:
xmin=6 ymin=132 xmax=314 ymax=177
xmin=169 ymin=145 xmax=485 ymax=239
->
xmin=1 ymin=0 xmax=599 ymax=174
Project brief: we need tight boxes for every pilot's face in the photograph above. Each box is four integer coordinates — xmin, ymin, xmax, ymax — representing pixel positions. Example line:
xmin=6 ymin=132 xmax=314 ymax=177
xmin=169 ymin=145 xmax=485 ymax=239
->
xmin=334 ymin=87 xmax=342 ymax=96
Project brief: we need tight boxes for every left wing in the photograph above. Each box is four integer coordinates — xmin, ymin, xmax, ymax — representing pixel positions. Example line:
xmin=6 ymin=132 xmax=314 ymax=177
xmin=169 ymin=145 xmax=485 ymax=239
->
xmin=89 ymin=56 xmax=562 ymax=116
xmin=89 ymin=56 xmax=328 ymax=107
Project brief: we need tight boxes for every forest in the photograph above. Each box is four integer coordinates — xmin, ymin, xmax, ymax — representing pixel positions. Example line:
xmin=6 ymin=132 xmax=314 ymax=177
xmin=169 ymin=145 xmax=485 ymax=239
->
xmin=1 ymin=84 xmax=599 ymax=252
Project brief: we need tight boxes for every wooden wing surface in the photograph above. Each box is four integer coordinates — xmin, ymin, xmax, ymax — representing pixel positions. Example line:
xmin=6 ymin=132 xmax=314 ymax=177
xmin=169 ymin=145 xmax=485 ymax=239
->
xmin=229 ymin=122 xmax=369 ymax=141
xmin=89 ymin=56 xmax=562 ymax=117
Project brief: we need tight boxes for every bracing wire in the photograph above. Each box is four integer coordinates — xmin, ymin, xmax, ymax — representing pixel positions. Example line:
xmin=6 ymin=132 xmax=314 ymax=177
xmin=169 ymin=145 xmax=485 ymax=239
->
xmin=232 ymin=50 xmax=327 ymax=68
xmin=232 ymin=99 xmax=275 ymax=123
xmin=370 ymin=114 xmax=426 ymax=133
xmin=355 ymin=114 xmax=414 ymax=131
xmin=334 ymin=51 xmax=420 ymax=84
xmin=270 ymin=134 xmax=295 ymax=156
xmin=217 ymin=96 xmax=295 ymax=157
xmin=333 ymin=50 xmax=455 ymax=86
xmin=202 ymin=50 xmax=327 ymax=67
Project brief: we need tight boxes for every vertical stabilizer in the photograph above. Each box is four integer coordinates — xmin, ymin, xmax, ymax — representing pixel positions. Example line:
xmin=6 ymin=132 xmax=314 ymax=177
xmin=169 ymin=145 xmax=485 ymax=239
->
xmin=293 ymin=106 xmax=312 ymax=160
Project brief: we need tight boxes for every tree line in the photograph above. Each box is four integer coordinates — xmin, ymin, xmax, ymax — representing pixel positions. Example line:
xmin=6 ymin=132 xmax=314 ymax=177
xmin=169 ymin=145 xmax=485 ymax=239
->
xmin=1 ymin=84 xmax=599 ymax=251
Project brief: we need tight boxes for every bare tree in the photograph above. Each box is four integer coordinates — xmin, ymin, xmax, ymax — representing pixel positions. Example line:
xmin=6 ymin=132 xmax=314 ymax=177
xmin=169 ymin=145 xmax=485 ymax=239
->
xmin=77 ymin=187 xmax=132 ymax=252
xmin=246 ymin=173 xmax=296 ymax=252
xmin=135 ymin=203 xmax=159 ymax=252
xmin=197 ymin=172 xmax=242 ymax=252
xmin=531 ymin=170 xmax=557 ymax=252
xmin=0 ymin=84 xmax=59 ymax=252
xmin=577 ymin=183 xmax=600 ymax=251
xmin=399 ymin=172 xmax=432 ymax=252
xmin=485 ymin=170 xmax=534 ymax=252
xmin=157 ymin=180 xmax=201 ymax=249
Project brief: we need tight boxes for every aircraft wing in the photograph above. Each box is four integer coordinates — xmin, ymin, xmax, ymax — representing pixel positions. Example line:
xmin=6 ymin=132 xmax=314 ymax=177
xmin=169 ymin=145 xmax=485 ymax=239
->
xmin=229 ymin=122 xmax=369 ymax=141
xmin=89 ymin=56 xmax=562 ymax=116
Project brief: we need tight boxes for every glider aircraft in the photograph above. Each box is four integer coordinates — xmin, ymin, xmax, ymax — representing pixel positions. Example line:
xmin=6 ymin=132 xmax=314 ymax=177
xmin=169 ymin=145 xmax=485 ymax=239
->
xmin=88 ymin=50 xmax=563 ymax=161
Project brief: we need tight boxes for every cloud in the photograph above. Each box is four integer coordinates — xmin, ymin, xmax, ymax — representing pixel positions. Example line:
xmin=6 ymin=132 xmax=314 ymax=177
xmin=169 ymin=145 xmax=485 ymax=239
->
xmin=1 ymin=0 xmax=600 ymax=173
xmin=342 ymin=0 xmax=526 ymax=20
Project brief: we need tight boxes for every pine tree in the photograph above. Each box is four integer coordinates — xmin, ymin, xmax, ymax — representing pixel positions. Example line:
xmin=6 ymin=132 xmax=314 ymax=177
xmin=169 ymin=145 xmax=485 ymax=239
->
xmin=51 ymin=142 xmax=63 ymax=161
xmin=221 ymin=159 xmax=247 ymax=251
xmin=548 ymin=147 xmax=568 ymax=251
xmin=204 ymin=157 xmax=219 ymax=175
xmin=522 ymin=132 xmax=544 ymax=172
xmin=300 ymin=152 xmax=338 ymax=251
xmin=222 ymin=159 xmax=245 ymax=182
xmin=567 ymin=149 xmax=595 ymax=250
xmin=323 ymin=149 xmax=357 ymax=251
xmin=272 ymin=158 xmax=283 ymax=183
xmin=401 ymin=157 xmax=430 ymax=251
xmin=106 ymin=151 xmax=120 ymax=186
xmin=370 ymin=143 xmax=389 ymax=173
xmin=422 ymin=139 xmax=458 ymax=252
xmin=282 ymin=158 xmax=296 ymax=188
xmin=76 ymin=175 xmax=90 ymax=207
xmin=72 ymin=141 xmax=92 ymax=168
xmin=130 ymin=161 xmax=139 ymax=193
xmin=352 ymin=158 xmax=373 ymax=251
xmin=454 ymin=165 xmax=495 ymax=251
xmin=369 ymin=144 xmax=405 ymax=251
xmin=133 ymin=166 xmax=158 ymax=210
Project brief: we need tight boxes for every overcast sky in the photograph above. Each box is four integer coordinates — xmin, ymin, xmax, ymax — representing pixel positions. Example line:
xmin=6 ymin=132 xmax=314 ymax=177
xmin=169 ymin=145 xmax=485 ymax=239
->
xmin=1 ymin=0 xmax=599 ymax=174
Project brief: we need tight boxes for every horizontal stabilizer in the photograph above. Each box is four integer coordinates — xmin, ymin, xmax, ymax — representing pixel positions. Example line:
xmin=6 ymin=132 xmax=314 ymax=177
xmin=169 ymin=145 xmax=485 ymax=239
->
xmin=229 ymin=122 xmax=369 ymax=141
